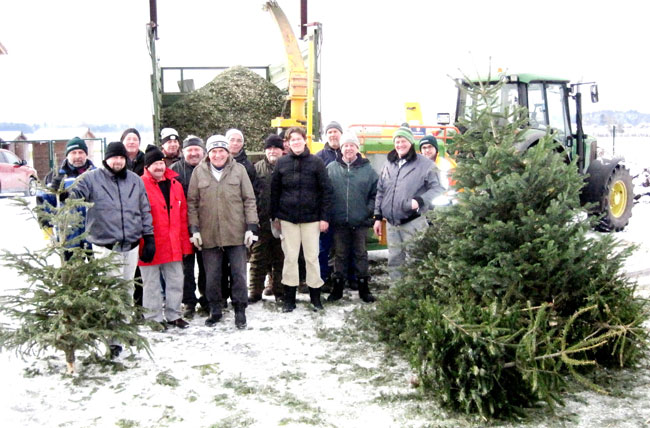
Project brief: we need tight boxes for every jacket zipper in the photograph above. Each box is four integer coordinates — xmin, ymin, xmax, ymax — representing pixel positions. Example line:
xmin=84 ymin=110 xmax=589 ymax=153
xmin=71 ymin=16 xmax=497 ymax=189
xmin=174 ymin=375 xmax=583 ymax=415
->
xmin=115 ymin=177 xmax=126 ymax=246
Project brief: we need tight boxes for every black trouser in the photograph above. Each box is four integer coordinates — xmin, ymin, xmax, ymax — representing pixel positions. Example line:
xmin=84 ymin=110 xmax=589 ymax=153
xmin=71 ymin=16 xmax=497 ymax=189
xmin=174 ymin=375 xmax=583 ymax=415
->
xmin=202 ymin=246 xmax=248 ymax=311
xmin=333 ymin=226 xmax=369 ymax=279
xmin=181 ymin=250 xmax=207 ymax=309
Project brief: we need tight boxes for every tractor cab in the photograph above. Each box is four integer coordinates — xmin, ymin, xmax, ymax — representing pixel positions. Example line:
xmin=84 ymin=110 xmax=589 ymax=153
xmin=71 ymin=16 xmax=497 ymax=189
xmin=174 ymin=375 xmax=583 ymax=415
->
xmin=453 ymin=73 xmax=633 ymax=232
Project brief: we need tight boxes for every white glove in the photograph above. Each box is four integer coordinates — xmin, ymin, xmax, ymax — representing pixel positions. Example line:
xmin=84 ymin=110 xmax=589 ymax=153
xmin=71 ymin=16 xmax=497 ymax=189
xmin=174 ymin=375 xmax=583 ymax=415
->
xmin=244 ymin=230 xmax=258 ymax=248
xmin=190 ymin=232 xmax=203 ymax=250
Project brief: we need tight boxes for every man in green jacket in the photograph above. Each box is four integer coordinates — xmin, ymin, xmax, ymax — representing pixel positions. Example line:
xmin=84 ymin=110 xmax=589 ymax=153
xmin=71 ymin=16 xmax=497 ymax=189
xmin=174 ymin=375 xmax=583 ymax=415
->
xmin=326 ymin=133 xmax=378 ymax=302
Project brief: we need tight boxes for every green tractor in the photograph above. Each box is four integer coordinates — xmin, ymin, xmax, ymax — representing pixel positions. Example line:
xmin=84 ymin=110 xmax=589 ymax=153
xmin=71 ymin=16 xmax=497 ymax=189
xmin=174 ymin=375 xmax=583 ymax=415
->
xmin=454 ymin=73 xmax=634 ymax=231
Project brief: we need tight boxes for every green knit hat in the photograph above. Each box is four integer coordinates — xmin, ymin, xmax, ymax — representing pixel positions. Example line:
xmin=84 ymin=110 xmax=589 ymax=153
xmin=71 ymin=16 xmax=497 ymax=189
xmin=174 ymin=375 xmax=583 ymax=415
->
xmin=392 ymin=126 xmax=416 ymax=146
xmin=65 ymin=137 xmax=88 ymax=155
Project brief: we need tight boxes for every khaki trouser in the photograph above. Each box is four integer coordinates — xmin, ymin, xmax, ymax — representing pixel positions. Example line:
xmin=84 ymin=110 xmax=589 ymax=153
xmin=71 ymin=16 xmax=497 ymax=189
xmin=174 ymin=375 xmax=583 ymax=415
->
xmin=280 ymin=221 xmax=323 ymax=288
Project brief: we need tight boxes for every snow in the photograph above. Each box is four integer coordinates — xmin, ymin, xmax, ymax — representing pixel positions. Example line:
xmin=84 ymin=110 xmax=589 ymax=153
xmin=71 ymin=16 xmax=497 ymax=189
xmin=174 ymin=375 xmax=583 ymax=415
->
xmin=1 ymin=140 xmax=650 ymax=427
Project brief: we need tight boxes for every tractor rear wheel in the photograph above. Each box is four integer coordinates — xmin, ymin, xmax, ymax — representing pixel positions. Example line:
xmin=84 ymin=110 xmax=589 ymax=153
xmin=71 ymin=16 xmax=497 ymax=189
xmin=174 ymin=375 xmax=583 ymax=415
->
xmin=596 ymin=165 xmax=634 ymax=232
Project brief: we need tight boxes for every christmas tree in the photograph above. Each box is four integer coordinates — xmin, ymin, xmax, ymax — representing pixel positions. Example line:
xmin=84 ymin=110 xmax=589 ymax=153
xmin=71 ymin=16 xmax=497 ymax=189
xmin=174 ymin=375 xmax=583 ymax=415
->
xmin=372 ymin=72 xmax=648 ymax=418
xmin=0 ymin=190 xmax=150 ymax=374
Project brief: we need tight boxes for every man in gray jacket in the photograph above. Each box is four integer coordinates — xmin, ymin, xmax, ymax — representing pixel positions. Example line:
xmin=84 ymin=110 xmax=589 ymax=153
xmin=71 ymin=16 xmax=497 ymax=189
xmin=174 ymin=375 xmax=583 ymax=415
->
xmin=72 ymin=141 xmax=155 ymax=357
xmin=373 ymin=126 xmax=444 ymax=280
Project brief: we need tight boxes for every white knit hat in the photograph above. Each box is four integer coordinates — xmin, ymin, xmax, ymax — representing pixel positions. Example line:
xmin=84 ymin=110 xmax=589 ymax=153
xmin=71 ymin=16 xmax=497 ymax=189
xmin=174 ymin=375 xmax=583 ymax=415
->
xmin=340 ymin=132 xmax=360 ymax=148
xmin=206 ymin=135 xmax=229 ymax=153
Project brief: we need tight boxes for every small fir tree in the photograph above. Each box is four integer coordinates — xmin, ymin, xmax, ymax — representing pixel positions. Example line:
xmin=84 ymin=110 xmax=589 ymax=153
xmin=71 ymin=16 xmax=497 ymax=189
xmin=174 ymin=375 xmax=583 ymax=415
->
xmin=372 ymin=72 xmax=648 ymax=418
xmin=0 ymin=190 xmax=150 ymax=374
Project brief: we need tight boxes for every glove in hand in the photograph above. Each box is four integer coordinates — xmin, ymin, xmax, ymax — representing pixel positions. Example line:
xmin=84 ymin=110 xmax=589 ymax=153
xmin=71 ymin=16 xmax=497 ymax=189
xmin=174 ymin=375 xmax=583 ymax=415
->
xmin=190 ymin=232 xmax=203 ymax=250
xmin=244 ymin=230 xmax=258 ymax=248
xmin=140 ymin=234 xmax=156 ymax=263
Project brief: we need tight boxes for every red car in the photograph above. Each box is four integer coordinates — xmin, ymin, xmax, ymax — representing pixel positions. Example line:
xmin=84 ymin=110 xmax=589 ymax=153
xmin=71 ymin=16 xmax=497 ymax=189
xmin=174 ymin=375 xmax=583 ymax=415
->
xmin=0 ymin=148 xmax=39 ymax=196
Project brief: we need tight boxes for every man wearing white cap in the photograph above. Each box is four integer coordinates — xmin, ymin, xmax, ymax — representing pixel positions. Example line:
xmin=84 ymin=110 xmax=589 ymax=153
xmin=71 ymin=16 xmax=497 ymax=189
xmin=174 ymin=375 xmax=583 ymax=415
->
xmin=160 ymin=127 xmax=182 ymax=167
xmin=187 ymin=135 xmax=259 ymax=329
xmin=326 ymin=132 xmax=378 ymax=303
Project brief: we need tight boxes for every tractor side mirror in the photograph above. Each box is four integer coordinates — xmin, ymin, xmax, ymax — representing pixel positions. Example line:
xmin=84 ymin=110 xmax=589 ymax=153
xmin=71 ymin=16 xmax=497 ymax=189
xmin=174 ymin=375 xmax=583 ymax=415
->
xmin=437 ymin=113 xmax=451 ymax=125
xmin=590 ymin=85 xmax=599 ymax=103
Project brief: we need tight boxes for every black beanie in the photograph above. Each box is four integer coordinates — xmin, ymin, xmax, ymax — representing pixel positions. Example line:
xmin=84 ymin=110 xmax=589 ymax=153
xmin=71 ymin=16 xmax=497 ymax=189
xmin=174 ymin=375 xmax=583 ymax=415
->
xmin=104 ymin=142 xmax=128 ymax=160
xmin=264 ymin=134 xmax=284 ymax=150
xmin=120 ymin=128 xmax=141 ymax=143
xmin=144 ymin=144 xmax=165 ymax=167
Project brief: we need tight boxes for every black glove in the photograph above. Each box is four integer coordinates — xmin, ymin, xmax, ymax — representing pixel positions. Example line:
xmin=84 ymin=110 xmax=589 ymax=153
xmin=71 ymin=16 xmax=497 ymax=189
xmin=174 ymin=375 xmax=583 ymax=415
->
xmin=140 ymin=235 xmax=156 ymax=263
xmin=58 ymin=191 xmax=69 ymax=204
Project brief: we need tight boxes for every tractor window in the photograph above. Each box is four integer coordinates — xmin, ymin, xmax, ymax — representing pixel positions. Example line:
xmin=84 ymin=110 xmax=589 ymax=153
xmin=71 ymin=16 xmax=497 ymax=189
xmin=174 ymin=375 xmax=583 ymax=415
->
xmin=460 ymin=83 xmax=519 ymax=122
xmin=546 ymin=84 xmax=569 ymax=141
xmin=528 ymin=83 xmax=547 ymax=128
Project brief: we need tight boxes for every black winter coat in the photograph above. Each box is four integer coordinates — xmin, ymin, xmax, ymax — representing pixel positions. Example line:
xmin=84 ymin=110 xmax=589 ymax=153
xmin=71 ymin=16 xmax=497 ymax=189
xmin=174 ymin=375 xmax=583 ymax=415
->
xmin=127 ymin=151 xmax=145 ymax=176
xmin=170 ymin=159 xmax=196 ymax=197
xmin=234 ymin=149 xmax=257 ymax=186
xmin=270 ymin=147 xmax=333 ymax=224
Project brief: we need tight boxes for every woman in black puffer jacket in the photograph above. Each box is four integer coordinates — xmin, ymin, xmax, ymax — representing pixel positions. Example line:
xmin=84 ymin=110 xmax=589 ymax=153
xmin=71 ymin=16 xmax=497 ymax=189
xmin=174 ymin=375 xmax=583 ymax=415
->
xmin=270 ymin=127 xmax=333 ymax=313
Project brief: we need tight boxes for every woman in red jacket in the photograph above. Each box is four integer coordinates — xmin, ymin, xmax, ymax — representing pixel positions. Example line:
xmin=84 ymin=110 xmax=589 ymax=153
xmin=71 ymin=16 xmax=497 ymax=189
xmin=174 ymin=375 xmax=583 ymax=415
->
xmin=139 ymin=146 xmax=194 ymax=329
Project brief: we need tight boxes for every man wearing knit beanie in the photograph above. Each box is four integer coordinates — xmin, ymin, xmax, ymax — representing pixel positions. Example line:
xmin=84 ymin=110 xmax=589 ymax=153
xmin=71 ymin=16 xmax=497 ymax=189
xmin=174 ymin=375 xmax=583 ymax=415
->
xmin=418 ymin=135 xmax=438 ymax=162
xmin=372 ymin=126 xmax=444 ymax=281
xmin=121 ymin=128 xmax=145 ymax=176
xmin=36 ymin=136 xmax=96 ymax=259
xmin=317 ymin=121 xmax=343 ymax=167
xmin=65 ymin=137 xmax=88 ymax=156
xmin=187 ymin=133 xmax=259 ymax=329
xmin=144 ymin=144 xmax=165 ymax=168
xmin=326 ymin=131 xmax=378 ymax=303
xmin=140 ymin=142 xmax=193 ymax=329
xmin=69 ymin=140 xmax=154 ymax=357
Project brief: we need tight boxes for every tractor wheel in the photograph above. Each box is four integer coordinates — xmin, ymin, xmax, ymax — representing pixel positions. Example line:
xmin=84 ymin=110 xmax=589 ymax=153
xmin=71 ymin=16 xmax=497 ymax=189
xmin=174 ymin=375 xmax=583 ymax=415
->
xmin=596 ymin=165 xmax=634 ymax=232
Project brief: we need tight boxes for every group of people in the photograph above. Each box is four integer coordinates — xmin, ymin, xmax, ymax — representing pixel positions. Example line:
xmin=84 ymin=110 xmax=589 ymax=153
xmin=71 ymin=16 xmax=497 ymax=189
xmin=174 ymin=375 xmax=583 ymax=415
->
xmin=37 ymin=121 xmax=445 ymax=355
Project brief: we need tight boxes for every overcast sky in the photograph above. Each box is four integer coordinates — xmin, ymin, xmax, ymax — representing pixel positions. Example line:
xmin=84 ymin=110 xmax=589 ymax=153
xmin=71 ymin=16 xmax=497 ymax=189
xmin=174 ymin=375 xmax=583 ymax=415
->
xmin=1 ymin=0 xmax=648 ymax=130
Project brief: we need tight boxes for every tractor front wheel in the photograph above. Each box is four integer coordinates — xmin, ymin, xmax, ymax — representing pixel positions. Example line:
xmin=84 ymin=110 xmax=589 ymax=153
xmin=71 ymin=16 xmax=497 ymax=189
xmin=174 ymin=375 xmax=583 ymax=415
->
xmin=597 ymin=165 xmax=634 ymax=232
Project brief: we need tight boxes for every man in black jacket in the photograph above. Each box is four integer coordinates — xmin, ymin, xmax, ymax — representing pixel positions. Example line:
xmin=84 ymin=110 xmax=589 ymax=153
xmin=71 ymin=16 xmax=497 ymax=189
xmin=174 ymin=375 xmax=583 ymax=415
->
xmin=171 ymin=135 xmax=208 ymax=317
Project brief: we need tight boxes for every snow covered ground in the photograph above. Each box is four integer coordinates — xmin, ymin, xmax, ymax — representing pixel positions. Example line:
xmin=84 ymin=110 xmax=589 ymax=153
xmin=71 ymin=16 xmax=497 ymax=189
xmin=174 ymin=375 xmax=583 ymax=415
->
xmin=1 ymin=139 xmax=649 ymax=427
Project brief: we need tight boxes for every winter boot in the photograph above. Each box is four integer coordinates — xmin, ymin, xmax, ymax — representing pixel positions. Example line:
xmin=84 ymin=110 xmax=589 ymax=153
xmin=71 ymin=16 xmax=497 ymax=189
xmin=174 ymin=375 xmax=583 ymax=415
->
xmin=282 ymin=285 xmax=297 ymax=313
xmin=182 ymin=304 xmax=196 ymax=319
xmin=358 ymin=277 xmax=376 ymax=303
xmin=205 ymin=304 xmax=223 ymax=327
xmin=309 ymin=286 xmax=324 ymax=311
xmin=327 ymin=275 xmax=345 ymax=302
xmin=248 ymin=294 xmax=262 ymax=303
xmin=234 ymin=304 xmax=247 ymax=329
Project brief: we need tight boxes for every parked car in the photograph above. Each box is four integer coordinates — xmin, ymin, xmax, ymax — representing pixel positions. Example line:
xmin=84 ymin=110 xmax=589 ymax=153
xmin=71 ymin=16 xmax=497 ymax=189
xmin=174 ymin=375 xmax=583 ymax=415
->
xmin=0 ymin=149 xmax=38 ymax=196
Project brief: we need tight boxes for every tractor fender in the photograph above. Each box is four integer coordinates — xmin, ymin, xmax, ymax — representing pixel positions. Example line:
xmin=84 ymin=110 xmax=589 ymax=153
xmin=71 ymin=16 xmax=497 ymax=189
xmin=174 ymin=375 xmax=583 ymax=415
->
xmin=513 ymin=129 xmax=547 ymax=153
xmin=580 ymin=157 xmax=624 ymax=207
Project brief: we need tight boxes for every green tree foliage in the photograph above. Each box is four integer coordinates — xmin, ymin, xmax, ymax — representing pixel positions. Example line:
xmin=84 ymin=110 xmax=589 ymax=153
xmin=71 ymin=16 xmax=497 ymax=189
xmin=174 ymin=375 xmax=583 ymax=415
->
xmin=162 ymin=66 xmax=285 ymax=151
xmin=0 ymin=191 xmax=150 ymax=374
xmin=371 ymin=74 xmax=648 ymax=419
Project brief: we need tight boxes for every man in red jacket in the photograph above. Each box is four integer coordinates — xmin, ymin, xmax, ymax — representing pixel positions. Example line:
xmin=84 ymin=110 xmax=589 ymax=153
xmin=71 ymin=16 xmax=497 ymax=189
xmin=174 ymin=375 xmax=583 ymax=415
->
xmin=139 ymin=145 xmax=194 ymax=329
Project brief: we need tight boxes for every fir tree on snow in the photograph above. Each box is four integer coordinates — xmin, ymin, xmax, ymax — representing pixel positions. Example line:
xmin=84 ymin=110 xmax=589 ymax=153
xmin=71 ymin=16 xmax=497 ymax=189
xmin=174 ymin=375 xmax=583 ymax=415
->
xmin=0 ymin=191 xmax=150 ymax=374
xmin=372 ymin=72 xmax=649 ymax=419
